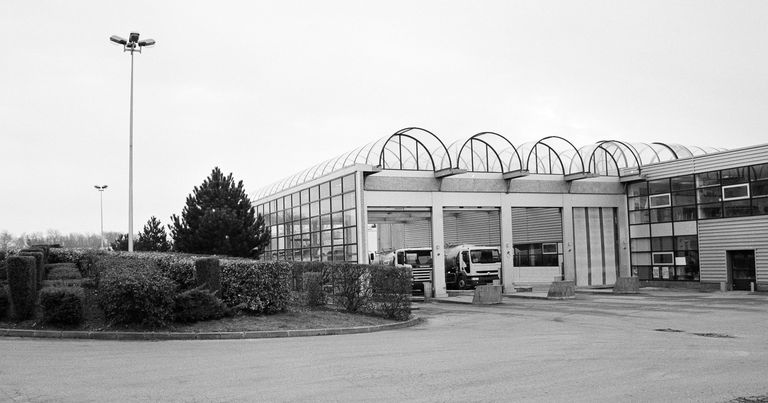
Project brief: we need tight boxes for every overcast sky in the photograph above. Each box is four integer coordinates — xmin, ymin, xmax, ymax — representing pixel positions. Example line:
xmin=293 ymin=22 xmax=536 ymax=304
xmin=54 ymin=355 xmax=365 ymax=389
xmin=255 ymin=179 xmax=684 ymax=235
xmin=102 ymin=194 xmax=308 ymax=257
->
xmin=2 ymin=0 xmax=767 ymax=236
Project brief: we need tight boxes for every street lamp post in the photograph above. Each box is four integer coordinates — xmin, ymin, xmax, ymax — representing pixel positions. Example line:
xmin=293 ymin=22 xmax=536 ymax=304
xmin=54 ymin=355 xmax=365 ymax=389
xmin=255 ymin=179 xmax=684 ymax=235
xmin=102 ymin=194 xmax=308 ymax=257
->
xmin=94 ymin=185 xmax=108 ymax=249
xmin=110 ymin=32 xmax=155 ymax=252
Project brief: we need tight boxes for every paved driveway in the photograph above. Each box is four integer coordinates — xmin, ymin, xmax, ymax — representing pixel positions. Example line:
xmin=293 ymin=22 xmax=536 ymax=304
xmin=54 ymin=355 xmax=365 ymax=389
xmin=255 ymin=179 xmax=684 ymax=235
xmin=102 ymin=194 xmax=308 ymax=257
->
xmin=1 ymin=290 xmax=767 ymax=402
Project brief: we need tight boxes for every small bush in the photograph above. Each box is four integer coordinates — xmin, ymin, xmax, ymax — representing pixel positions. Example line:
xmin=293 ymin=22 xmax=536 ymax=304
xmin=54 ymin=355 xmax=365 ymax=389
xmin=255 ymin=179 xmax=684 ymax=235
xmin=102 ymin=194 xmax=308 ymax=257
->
xmin=220 ymin=260 xmax=291 ymax=314
xmin=0 ymin=259 xmax=6 ymax=281
xmin=47 ymin=266 xmax=82 ymax=281
xmin=6 ymin=256 xmax=37 ymax=320
xmin=370 ymin=265 xmax=412 ymax=320
xmin=0 ymin=286 xmax=9 ymax=320
xmin=330 ymin=263 xmax=373 ymax=313
xmin=19 ymin=250 xmax=44 ymax=290
xmin=97 ymin=259 xmax=176 ymax=327
xmin=195 ymin=257 xmax=221 ymax=294
xmin=39 ymin=287 xmax=83 ymax=325
xmin=291 ymin=261 xmax=329 ymax=292
xmin=173 ymin=287 xmax=229 ymax=323
xmin=303 ymin=272 xmax=326 ymax=307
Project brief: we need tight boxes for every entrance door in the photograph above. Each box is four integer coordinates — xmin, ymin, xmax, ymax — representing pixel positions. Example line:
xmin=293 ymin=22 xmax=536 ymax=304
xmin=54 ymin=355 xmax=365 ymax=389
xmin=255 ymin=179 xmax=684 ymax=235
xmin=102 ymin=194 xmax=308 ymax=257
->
xmin=728 ymin=250 xmax=756 ymax=291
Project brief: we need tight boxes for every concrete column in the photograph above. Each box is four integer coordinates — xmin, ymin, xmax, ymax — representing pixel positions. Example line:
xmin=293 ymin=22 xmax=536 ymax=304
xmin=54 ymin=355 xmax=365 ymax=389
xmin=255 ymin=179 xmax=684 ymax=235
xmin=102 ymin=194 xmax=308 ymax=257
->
xmin=615 ymin=195 xmax=631 ymax=277
xmin=561 ymin=196 xmax=576 ymax=282
xmin=499 ymin=199 xmax=516 ymax=291
xmin=431 ymin=193 xmax=448 ymax=297
xmin=356 ymin=170 xmax=368 ymax=264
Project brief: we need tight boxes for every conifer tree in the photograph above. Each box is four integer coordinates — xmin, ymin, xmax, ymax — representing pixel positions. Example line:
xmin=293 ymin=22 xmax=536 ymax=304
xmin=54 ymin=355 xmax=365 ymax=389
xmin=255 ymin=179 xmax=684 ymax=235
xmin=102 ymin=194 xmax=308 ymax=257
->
xmin=110 ymin=234 xmax=129 ymax=251
xmin=135 ymin=216 xmax=171 ymax=252
xmin=170 ymin=167 xmax=270 ymax=257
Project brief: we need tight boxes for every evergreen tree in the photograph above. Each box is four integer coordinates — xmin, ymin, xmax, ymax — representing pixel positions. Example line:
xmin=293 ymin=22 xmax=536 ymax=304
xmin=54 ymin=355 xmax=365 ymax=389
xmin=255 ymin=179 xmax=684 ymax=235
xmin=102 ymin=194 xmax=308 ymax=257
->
xmin=170 ymin=167 xmax=270 ymax=257
xmin=135 ymin=216 xmax=171 ymax=252
xmin=110 ymin=233 xmax=129 ymax=251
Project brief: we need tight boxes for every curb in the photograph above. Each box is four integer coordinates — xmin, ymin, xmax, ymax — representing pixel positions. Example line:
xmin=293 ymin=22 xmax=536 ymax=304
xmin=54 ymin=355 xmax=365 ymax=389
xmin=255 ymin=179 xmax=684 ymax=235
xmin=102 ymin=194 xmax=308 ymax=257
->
xmin=0 ymin=317 xmax=425 ymax=341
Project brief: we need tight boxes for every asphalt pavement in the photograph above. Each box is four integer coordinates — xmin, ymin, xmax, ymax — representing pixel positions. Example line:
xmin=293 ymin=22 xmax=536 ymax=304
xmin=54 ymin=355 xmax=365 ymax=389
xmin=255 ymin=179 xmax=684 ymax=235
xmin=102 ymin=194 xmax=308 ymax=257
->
xmin=1 ymin=289 xmax=767 ymax=402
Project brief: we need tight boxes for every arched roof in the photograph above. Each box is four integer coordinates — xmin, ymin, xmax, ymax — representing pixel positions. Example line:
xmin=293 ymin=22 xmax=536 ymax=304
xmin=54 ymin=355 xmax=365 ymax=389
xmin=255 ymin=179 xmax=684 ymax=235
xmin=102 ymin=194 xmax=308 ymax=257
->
xmin=253 ymin=128 xmax=726 ymax=200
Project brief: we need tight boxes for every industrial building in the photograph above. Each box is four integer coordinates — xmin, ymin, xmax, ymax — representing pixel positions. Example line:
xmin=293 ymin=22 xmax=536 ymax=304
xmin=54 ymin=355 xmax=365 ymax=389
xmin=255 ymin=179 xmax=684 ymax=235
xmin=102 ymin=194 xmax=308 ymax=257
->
xmin=252 ymin=127 xmax=767 ymax=297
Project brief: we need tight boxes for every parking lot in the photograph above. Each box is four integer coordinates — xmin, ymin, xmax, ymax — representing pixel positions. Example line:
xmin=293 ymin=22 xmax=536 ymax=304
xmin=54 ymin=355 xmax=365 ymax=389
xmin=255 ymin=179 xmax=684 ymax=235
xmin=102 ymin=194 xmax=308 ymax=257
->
xmin=1 ymin=289 xmax=767 ymax=402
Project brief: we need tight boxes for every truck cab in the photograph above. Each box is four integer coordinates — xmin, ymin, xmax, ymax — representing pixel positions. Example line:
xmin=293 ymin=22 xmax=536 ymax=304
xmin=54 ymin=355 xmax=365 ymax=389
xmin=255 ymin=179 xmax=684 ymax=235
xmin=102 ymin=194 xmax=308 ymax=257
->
xmin=393 ymin=247 xmax=433 ymax=293
xmin=445 ymin=245 xmax=501 ymax=289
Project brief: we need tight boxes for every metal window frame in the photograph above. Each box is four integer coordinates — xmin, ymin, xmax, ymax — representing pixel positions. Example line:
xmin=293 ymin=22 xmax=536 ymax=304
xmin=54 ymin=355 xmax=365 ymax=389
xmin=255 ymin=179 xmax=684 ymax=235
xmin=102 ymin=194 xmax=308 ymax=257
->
xmin=652 ymin=251 xmax=675 ymax=265
xmin=649 ymin=193 xmax=671 ymax=208
xmin=722 ymin=183 xmax=750 ymax=201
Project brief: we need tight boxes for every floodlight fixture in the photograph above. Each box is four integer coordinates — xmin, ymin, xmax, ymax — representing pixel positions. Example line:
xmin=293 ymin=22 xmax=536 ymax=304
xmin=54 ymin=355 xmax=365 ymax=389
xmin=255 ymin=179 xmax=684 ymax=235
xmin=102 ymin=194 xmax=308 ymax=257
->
xmin=137 ymin=39 xmax=155 ymax=47
xmin=110 ymin=35 xmax=127 ymax=45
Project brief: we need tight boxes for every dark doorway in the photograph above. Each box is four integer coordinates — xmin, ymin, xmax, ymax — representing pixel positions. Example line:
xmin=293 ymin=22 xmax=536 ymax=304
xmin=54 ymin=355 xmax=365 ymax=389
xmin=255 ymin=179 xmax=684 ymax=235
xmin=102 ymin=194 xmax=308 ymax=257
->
xmin=727 ymin=250 xmax=756 ymax=291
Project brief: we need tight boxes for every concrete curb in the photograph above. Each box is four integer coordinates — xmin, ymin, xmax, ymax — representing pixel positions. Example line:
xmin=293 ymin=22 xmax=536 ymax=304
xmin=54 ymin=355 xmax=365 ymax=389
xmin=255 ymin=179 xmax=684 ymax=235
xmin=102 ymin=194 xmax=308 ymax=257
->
xmin=0 ymin=317 xmax=425 ymax=341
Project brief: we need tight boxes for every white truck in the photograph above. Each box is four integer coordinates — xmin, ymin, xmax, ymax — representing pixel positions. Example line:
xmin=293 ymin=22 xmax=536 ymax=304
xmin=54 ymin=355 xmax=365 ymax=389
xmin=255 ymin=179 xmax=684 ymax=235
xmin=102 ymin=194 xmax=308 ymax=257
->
xmin=444 ymin=244 xmax=501 ymax=289
xmin=371 ymin=247 xmax=434 ymax=293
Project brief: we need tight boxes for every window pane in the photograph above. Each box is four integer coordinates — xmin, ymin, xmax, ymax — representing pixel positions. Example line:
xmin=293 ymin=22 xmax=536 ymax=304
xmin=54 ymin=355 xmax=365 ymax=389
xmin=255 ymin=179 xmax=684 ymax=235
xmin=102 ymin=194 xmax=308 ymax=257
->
xmin=648 ymin=179 xmax=670 ymax=195
xmin=345 ymin=227 xmax=357 ymax=244
xmin=330 ymin=179 xmax=343 ymax=195
xmin=310 ymin=201 xmax=319 ymax=217
xmin=628 ymin=182 xmax=648 ymax=197
xmin=675 ymin=236 xmax=698 ymax=251
xmin=284 ymin=195 xmax=292 ymax=209
xmin=301 ymin=218 xmax=310 ymax=234
xmin=292 ymin=206 xmax=300 ymax=221
xmin=343 ymin=192 xmax=356 ymax=210
xmin=331 ymin=195 xmax=343 ymax=212
xmin=310 ymin=216 xmax=320 ymax=232
xmin=345 ymin=244 xmax=358 ymax=262
xmin=650 ymin=208 xmax=672 ymax=223
xmin=300 ymin=189 xmax=309 ymax=203
xmin=629 ymin=210 xmax=650 ymax=224
xmin=721 ymin=167 xmax=749 ymax=185
xmin=344 ymin=209 xmax=357 ymax=227
xmin=343 ymin=174 xmax=356 ymax=193
xmin=628 ymin=196 xmax=649 ymax=211
xmin=724 ymin=200 xmax=751 ymax=218
xmin=652 ymin=237 xmax=674 ymax=251
xmin=634 ymin=266 xmax=652 ymax=280
xmin=671 ymin=175 xmax=695 ymax=191
xmin=319 ymin=182 xmax=330 ymax=199
xmin=277 ymin=198 xmax=284 ymax=211
xmin=751 ymin=180 xmax=768 ymax=197
xmin=321 ymin=230 xmax=332 ymax=246
xmin=631 ymin=238 xmax=651 ymax=252
xmin=698 ymin=203 xmax=722 ymax=219
xmin=673 ymin=206 xmax=697 ymax=221
xmin=321 ymin=214 xmax=332 ymax=230
xmin=331 ymin=212 xmax=344 ymax=229
xmin=332 ymin=229 xmax=344 ymax=245
xmin=652 ymin=252 xmax=674 ymax=264
xmin=753 ymin=197 xmax=768 ymax=215
xmin=723 ymin=184 xmax=749 ymax=200
xmin=696 ymin=171 xmax=720 ymax=187
xmin=632 ymin=252 xmax=651 ymax=265
xmin=649 ymin=194 xmax=671 ymax=208
xmin=301 ymin=203 xmax=310 ymax=218
xmin=751 ymin=163 xmax=768 ymax=181
xmin=697 ymin=187 xmax=721 ymax=204
xmin=672 ymin=190 xmax=695 ymax=206
xmin=309 ymin=186 xmax=319 ymax=201
xmin=320 ymin=198 xmax=331 ymax=215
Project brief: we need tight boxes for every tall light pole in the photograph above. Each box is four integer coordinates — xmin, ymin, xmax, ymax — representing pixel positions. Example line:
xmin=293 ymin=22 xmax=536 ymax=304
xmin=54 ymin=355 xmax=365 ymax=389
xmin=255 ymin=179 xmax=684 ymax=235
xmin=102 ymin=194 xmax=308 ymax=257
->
xmin=110 ymin=32 xmax=155 ymax=252
xmin=94 ymin=185 xmax=108 ymax=249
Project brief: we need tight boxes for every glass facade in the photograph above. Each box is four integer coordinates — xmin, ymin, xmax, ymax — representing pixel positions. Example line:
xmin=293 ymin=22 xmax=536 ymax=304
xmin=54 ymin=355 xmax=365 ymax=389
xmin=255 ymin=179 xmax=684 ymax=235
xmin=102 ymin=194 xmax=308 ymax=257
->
xmin=256 ymin=174 xmax=357 ymax=262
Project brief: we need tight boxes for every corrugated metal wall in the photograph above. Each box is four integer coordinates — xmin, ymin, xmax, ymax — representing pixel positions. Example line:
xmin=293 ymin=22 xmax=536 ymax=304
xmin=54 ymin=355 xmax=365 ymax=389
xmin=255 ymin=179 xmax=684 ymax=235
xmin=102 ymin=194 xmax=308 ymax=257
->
xmin=511 ymin=207 xmax=563 ymax=243
xmin=642 ymin=144 xmax=768 ymax=180
xmin=368 ymin=209 xmax=433 ymax=250
xmin=572 ymin=207 xmax=619 ymax=286
xmin=443 ymin=209 xmax=501 ymax=246
xmin=698 ymin=216 xmax=768 ymax=284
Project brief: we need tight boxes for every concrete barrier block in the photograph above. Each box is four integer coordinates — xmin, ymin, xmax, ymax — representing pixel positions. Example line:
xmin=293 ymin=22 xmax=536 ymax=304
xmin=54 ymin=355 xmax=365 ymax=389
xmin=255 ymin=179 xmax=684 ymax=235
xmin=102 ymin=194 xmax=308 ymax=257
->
xmin=613 ymin=277 xmax=640 ymax=294
xmin=547 ymin=281 xmax=575 ymax=299
xmin=472 ymin=285 xmax=502 ymax=305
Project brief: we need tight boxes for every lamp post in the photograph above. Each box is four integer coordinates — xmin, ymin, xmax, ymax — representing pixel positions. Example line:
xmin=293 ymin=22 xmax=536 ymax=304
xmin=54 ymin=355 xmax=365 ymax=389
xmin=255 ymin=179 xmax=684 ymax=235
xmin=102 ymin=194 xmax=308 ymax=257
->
xmin=94 ymin=185 xmax=108 ymax=249
xmin=109 ymin=32 xmax=155 ymax=252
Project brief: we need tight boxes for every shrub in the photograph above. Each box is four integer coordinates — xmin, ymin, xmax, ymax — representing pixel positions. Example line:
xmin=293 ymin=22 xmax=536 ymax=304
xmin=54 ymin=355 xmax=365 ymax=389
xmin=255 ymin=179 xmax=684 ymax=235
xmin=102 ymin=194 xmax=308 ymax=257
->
xmin=303 ymin=272 xmax=326 ymax=307
xmin=44 ymin=263 xmax=78 ymax=277
xmin=0 ymin=286 xmax=9 ymax=320
xmin=48 ymin=248 xmax=105 ymax=278
xmin=39 ymin=287 xmax=83 ymax=325
xmin=195 ymin=257 xmax=221 ymax=294
xmin=290 ymin=261 xmax=329 ymax=292
xmin=329 ymin=263 xmax=373 ymax=313
xmin=6 ymin=256 xmax=37 ymax=320
xmin=97 ymin=259 xmax=176 ymax=327
xmin=19 ymin=250 xmax=44 ymax=290
xmin=370 ymin=265 xmax=412 ymax=320
xmin=47 ymin=266 xmax=82 ymax=281
xmin=220 ymin=260 xmax=291 ymax=314
xmin=173 ymin=287 xmax=229 ymax=323
xmin=0 ymin=259 xmax=6 ymax=281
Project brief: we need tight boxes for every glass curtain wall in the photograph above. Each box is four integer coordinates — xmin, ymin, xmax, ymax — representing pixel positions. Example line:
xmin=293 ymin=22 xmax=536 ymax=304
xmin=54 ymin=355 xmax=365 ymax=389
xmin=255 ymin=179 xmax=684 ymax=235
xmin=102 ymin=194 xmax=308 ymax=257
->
xmin=256 ymin=174 xmax=357 ymax=262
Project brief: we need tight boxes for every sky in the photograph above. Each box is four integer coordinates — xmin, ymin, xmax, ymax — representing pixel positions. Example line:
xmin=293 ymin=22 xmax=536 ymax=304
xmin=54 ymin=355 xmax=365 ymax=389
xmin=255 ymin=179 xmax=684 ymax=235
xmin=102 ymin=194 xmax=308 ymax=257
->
xmin=1 ymin=0 xmax=768 ymax=236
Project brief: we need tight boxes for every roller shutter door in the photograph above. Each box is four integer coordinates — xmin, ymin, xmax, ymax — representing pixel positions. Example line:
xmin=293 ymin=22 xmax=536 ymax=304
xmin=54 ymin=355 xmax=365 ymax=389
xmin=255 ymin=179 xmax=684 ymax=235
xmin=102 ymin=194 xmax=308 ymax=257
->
xmin=443 ymin=209 xmax=501 ymax=246
xmin=511 ymin=207 xmax=563 ymax=243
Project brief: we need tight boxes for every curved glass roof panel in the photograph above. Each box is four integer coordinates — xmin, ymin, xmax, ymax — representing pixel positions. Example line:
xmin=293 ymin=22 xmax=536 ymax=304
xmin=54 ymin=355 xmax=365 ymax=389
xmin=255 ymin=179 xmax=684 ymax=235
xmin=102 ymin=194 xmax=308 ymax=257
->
xmin=253 ymin=128 xmax=727 ymax=199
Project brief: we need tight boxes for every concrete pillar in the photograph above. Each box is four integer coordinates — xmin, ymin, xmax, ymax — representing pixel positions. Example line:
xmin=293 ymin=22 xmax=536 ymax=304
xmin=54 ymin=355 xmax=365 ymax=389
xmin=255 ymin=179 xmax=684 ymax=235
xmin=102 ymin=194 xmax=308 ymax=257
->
xmin=356 ymin=170 xmax=368 ymax=264
xmin=499 ymin=200 xmax=516 ymax=291
xmin=561 ymin=196 xmax=576 ymax=282
xmin=431 ymin=194 xmax=448 ymax=297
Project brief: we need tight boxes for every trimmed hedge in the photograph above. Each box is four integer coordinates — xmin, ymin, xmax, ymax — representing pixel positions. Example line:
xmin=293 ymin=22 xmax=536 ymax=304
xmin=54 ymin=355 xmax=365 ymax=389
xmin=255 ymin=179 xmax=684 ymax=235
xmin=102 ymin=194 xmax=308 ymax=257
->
xmin=329 ymin=263 xmax=373 ymax=313
xmin=303 ymin=272 xmax=326 ymax=307
xmin=97 ymin=259 xmax=176 ymax=327
xmin=195 ymin=257 xmax=221 ymax=294
xmin=173 ymin=287 xmax=229 ymax=323
xmin=19 ymin=250 xmax=44 ymax=290
xmin=39 ymin=287 xmax=83 ymax=325
xmin=0 ymin=286 xmax=8 ymax=320
xmin=6 ymin=256 xmax=37 ymax=320
xmin=220 ymin=260 xmax=292 ymax=314
xmin=370 ymin=265 xmax=412 ymax=320
xmin=47 ymin=266 xmax=82 ymax=281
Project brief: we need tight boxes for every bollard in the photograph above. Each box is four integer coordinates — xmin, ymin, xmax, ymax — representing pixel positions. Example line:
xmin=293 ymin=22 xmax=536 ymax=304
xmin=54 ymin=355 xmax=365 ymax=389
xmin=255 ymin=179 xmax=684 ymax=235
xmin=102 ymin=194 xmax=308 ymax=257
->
xmin=422 ymin=282 xmax=432 ymax=301
xmin=720 ymin=281 xmax=727 ymax=292
xmin=751 ymin=282 xmax=755 ymax=292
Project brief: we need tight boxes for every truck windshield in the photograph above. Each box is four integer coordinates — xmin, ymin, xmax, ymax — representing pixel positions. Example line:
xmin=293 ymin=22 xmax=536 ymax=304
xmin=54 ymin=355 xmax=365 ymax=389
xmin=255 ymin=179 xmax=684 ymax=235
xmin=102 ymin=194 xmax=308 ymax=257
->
xmin=406 ymin=251 xmax=432 ymax=266
xmin=470 ymin=249 xmax=500 ymax=264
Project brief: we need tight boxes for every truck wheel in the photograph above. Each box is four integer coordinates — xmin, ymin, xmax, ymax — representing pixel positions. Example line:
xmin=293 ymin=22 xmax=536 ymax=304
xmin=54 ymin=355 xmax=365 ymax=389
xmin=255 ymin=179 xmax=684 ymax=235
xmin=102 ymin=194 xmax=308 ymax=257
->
xmin=457 ymin=278 xmax=467 ymax=289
